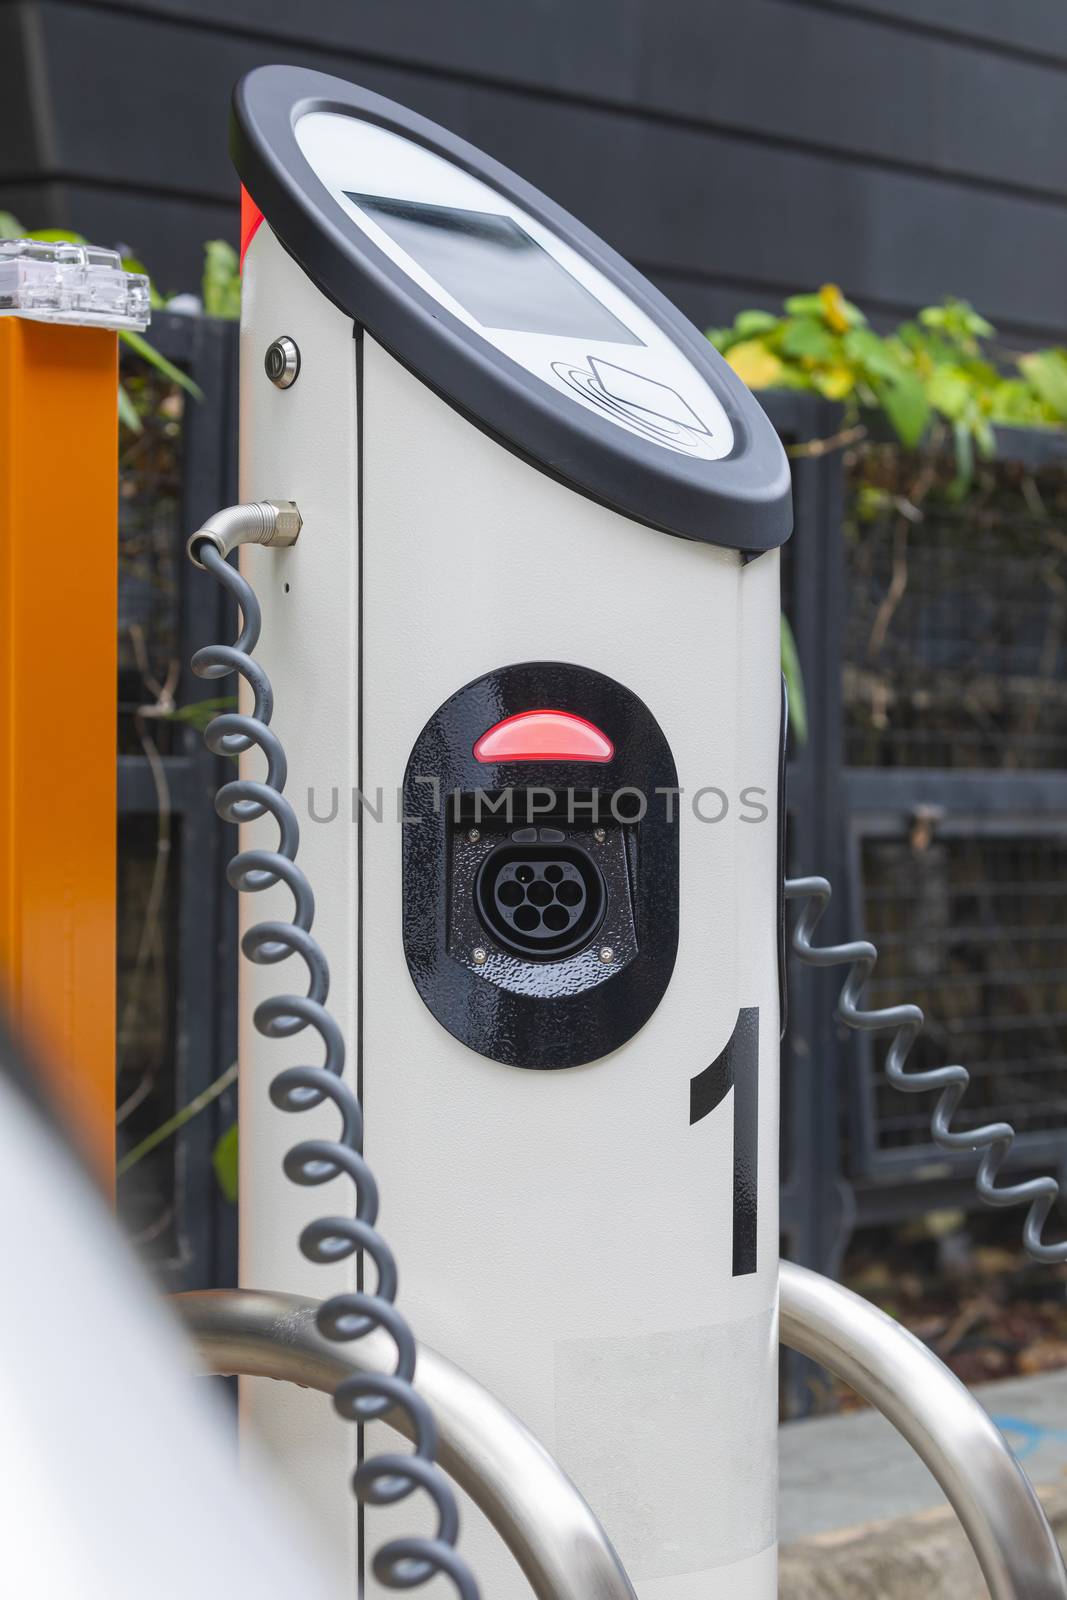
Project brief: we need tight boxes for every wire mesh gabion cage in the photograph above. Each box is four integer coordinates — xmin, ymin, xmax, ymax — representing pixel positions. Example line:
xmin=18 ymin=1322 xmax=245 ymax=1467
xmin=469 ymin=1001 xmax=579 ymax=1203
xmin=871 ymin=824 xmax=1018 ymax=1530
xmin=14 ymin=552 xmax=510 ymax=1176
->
xmin=118 ymin=368 xmax=184 ymax=756
xmin=843 ymin=450 xmax=1067 ymax=772
xmin=115 ymin=315 xmax=238 ymax=1289
xmin=857 ymin=831 xmax=1067 ymax=1165
xmin=832 ymin=439 xmax=1067 ymax=1186
xmin=116 ymin=361 xmax=187 ymax=1256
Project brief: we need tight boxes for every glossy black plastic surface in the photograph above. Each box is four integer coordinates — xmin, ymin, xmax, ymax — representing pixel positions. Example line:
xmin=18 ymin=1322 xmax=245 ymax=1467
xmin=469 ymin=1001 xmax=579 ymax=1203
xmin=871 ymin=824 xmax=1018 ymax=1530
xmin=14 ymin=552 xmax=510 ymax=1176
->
xmin=402 ymin=661 xmax=679 ymax=1068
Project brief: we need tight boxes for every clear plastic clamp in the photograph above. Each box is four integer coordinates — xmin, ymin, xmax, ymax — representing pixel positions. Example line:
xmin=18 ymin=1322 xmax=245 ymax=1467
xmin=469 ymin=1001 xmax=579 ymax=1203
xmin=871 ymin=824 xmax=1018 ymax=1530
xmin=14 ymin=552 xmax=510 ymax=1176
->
xmin=0 ymin=239 xmax=150 ymax=331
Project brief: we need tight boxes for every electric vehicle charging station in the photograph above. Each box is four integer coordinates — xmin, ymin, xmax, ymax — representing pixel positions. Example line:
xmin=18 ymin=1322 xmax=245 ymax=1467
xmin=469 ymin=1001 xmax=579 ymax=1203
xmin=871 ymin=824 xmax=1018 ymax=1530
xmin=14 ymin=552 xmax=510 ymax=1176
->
xmin=1 ymin=71 xmax=1065 ymax=1600
xmin=173 ymin=59 xmax=1067 ymax=1600
xmin=0 ymin=49 xmax=1061 ymax=1600
xmin=217 ymin=64 xmax=790 ymax=1600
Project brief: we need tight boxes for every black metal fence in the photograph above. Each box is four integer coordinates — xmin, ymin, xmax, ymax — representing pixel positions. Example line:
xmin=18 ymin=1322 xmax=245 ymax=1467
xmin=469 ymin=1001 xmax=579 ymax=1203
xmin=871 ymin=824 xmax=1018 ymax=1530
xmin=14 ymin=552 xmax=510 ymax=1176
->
xmin=115 ymin=343 xmax=1067 ymax=1296
xmin=768 ymin=393 xmax=1067 ymax=1277
xmin=116 ymin=312 xmax=238 ymax=1290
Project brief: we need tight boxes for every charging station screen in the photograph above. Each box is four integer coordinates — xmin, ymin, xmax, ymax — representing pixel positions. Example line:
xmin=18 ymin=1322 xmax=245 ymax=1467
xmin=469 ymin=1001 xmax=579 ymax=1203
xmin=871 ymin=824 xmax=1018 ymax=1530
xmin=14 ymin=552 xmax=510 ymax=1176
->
xmin=347 ymin=194 xmax=643 ymax=345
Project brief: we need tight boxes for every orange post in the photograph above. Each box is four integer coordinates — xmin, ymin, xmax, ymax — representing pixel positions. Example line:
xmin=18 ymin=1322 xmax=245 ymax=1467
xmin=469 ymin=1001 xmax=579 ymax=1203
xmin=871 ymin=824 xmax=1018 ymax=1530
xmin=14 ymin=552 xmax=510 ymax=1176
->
xmin=0 ymin=316 xmax=118 ymax=1190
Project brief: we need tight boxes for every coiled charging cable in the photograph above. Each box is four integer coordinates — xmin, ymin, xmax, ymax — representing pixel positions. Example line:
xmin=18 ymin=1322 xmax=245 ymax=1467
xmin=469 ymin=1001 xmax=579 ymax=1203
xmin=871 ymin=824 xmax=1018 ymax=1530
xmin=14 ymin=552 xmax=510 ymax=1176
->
xmin=187 ymin=503 xmax=479 ymax=1599
xmin=786 ymin=875 xmax=1067 ymax=1264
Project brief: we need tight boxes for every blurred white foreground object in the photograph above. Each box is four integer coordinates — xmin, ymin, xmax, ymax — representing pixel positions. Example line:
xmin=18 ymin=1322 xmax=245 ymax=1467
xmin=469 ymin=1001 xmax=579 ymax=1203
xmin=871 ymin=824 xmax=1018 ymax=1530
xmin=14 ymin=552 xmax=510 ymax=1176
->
xmin=0 ymin=1065 xmax=341 ymax=1600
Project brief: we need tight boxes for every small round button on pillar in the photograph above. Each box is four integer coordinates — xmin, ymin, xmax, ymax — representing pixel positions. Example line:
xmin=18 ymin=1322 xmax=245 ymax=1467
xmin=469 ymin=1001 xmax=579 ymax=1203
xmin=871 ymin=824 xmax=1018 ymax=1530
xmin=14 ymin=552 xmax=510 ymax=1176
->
xmin=264 ymin=336 xmax=300 ymax=389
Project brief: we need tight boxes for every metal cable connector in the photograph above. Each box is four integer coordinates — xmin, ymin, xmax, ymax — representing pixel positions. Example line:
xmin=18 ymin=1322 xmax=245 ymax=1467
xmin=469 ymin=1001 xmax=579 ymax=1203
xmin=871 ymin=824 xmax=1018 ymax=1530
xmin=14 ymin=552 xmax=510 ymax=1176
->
xmin=786 ymin=874 xmax=1067 ymax=1265
xmin=186 ymin=500 xmax=301 ymax=568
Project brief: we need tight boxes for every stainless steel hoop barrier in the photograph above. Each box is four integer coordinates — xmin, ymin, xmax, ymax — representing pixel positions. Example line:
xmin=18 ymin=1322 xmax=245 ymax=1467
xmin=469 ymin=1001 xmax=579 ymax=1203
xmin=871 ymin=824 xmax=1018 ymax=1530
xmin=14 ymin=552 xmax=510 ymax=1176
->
xmin=175 ymin=1289 xmax=637 ymax=1600
xmin=176 ymin=1274 xmax=1067 ymax=1600
xmin=780 ymin=1260 xmax=1067 ymax=1600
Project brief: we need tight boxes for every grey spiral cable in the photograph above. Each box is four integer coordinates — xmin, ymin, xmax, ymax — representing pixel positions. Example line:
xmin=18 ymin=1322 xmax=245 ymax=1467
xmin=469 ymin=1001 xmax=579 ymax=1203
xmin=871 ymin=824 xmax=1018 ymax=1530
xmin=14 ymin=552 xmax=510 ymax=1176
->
xmin=188 ymin=524 xmax=479 ymax=1600
xmin=786 ymin=875 xmax=1067 ymax=1265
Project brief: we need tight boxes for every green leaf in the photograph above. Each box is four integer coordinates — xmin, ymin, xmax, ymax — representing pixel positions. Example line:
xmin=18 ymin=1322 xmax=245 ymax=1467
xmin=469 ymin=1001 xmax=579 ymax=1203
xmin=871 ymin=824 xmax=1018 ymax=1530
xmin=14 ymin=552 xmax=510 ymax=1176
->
xmin=708 ymin=310 xmax=780 ymax=354
xmin=770 ymin=364 xmax=820 ymax=392
xmin=818 ymin=283 xmax=865 ymax=331
xmin=0 ymin=212 xmax=26 ymax=240
xmin=810 ymin=364 xmax=856 ymax=400
xmin=202 ymin=239 xmax=241 ymax=319
xmin=780 ymin=614 xmax=808 ymax=746
xmin=1019 ymin=349 xmax=1067 ymax=421
xmin=706 ymin=326 xmax=733 ymax=352
xmin=702 ymin=285 xmax=1052 ymax=456
xmin=989 ymin=376 xmax=1050 ymax=426
xmin=117 ymin=383 xmax=143 ymax=433
xmin=164 ymin=695 xmax=236 ymax=730
xmin=962 ymin=356 xmax=1000 ymax=389
xmin=854 ymin=484 xmax=893 ymax=523
xmin=842 ymin=327 xmax=905 ymax=382
xmin=212 ymin=1121 xmax=239 ymax=1204
xmin=27 ymin=227 xmax=88 ymax=246
xmin=783 ymin=292 xmax=826 ymax=318
xmin=117 ymin=1061 xmax=237 ymax=1179
xmin=948 ymin=420 xmax=975 ymax=498
xmin=732 ymin=308 xmax=779 ymax=339
xmin=875 ymin=373 xmax=930 ymax=448
xmin=895 ymin=321 xmax=936 ymax=361
xmin=926 ymin=364 xmax=973 ymax=421
xmin=779 ymin=317 xmax=838 ymax=362
xmin=120 ymin=327 xmax=205 ymax=402
xmin=784 ymin=287 xmax=864 ymax=329
xmin=920 ymin=298 xmax=994 ymax=343
xmin=969 ymin=311 xmax=995 ymax=338
xmin=974 ymin=415 xmax=996 ymax=459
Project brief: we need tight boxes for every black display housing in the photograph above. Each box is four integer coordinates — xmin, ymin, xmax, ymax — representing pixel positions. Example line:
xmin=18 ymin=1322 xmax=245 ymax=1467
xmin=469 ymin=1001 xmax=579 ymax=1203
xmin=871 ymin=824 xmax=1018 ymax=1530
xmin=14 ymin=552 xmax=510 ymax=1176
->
xmin=232 ymin=65 xmax=792 ymax=555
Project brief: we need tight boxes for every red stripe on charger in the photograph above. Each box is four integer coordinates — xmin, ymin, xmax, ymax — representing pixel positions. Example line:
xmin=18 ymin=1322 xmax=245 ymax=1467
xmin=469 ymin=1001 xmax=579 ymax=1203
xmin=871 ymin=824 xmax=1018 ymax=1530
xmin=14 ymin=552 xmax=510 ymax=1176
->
xmin=239 ymin=186 xmax=265 ymax=271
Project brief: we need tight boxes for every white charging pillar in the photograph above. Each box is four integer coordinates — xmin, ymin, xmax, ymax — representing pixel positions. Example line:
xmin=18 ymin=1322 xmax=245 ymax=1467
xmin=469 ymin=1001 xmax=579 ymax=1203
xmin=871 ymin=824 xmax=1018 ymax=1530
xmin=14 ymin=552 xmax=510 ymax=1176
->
xmin=232 ymin=65 xmax=791 ymax=1600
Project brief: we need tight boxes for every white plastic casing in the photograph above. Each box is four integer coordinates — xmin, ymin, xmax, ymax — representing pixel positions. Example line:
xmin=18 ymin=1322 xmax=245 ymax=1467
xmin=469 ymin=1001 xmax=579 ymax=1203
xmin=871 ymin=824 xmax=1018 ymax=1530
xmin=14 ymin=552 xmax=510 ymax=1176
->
xmin=295 ymin=112 xmax=733 ymax=463
xmin=237 ymin=221 xmax=780 ymax=1600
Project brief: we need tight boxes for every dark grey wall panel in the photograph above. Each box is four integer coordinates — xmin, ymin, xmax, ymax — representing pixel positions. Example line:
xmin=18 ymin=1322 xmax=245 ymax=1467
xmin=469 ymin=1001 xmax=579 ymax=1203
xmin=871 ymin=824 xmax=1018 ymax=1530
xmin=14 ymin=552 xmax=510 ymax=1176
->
xmin=22 ymin=0 xmax=1067 ymax=197
xmin=7 ymin=3 xmax=1067 ymax=336
xmin=2 ymin=0 xmax=1066 ymax=339
xmin=830 ymin=0 xmax=1067 ymax=63
xmin=0 ymin=6 xmax=44 ymax=176
xmin=0 ymin=178 xmax=233 ymax=292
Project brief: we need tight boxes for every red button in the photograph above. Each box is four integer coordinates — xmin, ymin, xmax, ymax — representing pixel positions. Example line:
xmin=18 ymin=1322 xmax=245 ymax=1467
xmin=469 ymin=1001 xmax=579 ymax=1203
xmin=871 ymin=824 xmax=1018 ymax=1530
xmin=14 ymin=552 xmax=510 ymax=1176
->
xmin=474 ymin=710 xmax=614 ymax=764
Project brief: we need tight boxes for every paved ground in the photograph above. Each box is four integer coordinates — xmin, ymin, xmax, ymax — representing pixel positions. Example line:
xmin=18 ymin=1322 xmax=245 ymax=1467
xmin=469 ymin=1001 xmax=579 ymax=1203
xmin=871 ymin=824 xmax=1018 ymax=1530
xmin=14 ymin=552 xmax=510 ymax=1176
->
xmin=780 ymin=1368 xmax=1067 ymax=1596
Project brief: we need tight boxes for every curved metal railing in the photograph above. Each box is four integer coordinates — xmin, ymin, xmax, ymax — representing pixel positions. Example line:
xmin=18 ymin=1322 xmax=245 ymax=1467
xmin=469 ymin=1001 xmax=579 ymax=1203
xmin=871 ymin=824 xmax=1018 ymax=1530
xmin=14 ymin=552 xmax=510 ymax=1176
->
xmin=176 ymin=1272 xmax=1067 ymax=1600
xmin=781 ymin=1261 xmax=1067 ymax=1600
xmin=176 ymin=1289 xmax=636 ymax=1600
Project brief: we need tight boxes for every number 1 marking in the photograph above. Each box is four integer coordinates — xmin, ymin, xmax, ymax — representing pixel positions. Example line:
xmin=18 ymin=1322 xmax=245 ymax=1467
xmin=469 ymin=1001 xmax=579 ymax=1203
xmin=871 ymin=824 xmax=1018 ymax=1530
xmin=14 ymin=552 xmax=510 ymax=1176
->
xmin=689 ymin=1007 xmax=759 ymax=1277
